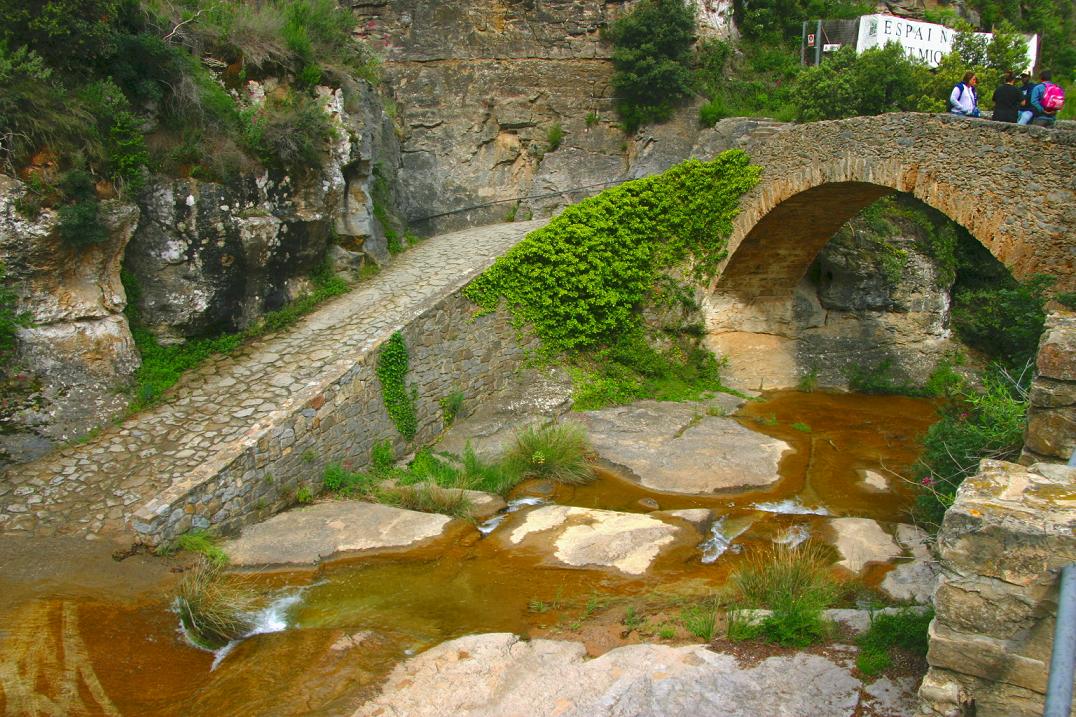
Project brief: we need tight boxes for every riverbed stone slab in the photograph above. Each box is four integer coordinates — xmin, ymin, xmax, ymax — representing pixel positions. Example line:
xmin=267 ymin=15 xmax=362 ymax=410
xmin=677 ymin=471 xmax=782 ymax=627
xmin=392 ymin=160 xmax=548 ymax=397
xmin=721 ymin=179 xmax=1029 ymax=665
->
xmin=829 ymin=517 xmax=902 ymax=573
xmin=504 ymin=505 xmax=691 ymax=575
xmin=860 ymin=470 xmax=889 ymax=491
xmin=654 ymin=508 xmax=713 ymax=531
xmin=576 ymin=400 xmax=789 ymax=494
xmin=353 ymin=632 xmax=877 ymax=717
xmin=224 ymin=501 xmax=452 ymax=567
xmin=880 ymin=523 xmax=939 ymax=603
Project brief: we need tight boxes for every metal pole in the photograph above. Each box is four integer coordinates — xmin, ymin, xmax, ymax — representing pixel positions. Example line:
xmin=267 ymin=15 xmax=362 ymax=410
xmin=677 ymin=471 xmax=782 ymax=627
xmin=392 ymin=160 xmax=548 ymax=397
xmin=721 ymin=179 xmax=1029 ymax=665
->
xmin=1044 ymin=563 xmax=1076 ymax=717
xmin=801 ymin=21 xmax=808 ymax=66
xmin=815 ymin=20 xmax=823 ymax=66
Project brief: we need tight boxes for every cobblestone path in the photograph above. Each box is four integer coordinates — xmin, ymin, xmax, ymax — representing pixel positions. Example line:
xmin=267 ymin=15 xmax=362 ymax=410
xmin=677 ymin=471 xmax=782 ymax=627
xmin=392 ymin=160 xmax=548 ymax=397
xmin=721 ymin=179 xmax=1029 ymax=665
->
xmin=0 ymin=221 xmax=544 ymax=541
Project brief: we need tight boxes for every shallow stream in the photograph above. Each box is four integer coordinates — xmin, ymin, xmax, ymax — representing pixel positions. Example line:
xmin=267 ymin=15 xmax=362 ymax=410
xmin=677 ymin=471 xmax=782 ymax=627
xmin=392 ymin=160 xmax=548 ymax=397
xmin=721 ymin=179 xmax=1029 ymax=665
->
xmin=0 ymin=390 xmax=938 ymax=716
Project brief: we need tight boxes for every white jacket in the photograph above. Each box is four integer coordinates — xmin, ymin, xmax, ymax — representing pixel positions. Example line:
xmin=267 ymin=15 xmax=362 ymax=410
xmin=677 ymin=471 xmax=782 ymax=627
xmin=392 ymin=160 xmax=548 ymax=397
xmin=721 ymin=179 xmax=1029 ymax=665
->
xmin=949 ymin=83 xmax=978 ymax=114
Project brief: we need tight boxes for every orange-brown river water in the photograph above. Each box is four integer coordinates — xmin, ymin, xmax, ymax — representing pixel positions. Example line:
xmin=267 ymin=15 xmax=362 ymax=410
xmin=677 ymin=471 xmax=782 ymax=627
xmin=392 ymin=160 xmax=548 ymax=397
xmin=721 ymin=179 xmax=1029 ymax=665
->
xmin=0 ymin=390 xmax=938 ymax=716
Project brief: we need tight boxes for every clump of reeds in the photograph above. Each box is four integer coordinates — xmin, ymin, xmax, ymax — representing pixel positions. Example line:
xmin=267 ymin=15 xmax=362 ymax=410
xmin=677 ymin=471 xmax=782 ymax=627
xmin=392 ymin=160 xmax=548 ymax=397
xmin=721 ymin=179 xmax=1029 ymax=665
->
xmin=727 ymin=542 xmax=837 ymax=648
xmin=502 ymin=422 xmax=594 ymax=485
xmin=175 ymin=559 xmax=261 ymax=650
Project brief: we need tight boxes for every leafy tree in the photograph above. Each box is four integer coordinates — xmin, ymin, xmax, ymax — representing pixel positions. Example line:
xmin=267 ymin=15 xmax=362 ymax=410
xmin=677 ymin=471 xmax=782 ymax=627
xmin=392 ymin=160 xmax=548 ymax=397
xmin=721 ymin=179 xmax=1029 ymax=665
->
xmin=605 ymin=0 xmax=696 ymax=131
xmin=733 ymin=0 xmax=872 ymax=43
xmin=0 ymin=0 xmax=122 ymax=73
xmin=789 ymin=44 xmax=926 ymax=121
xmin=970 ymin=0 xmax=1075 ymax=76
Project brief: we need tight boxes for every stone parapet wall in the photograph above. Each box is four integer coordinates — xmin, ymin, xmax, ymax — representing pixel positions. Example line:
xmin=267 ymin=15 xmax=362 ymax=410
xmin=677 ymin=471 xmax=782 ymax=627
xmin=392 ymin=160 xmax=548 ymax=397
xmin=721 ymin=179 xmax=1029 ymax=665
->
xmin=918 ymin=459 xmax=1076 ymax=717
xmin=132 ymin=290 xmax=537 ymax=545
xmin=1023 ymin=309 xmax=1076 ymax=464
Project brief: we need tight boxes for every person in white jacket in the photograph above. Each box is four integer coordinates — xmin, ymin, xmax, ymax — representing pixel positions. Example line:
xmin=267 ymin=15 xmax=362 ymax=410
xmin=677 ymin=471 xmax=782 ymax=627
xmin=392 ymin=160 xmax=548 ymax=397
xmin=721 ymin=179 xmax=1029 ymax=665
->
xmin=949 ymin=72 xmax=980 ymax=117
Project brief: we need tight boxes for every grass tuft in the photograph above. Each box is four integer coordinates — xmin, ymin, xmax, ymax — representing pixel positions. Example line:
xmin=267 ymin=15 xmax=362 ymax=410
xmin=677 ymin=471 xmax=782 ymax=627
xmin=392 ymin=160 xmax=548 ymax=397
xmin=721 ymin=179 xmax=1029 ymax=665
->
xmin=502 ymin=423 xmax=594 ymax=485
xmin=728 ymin=542 xmax=837 ymax=648
xmin=856 ymin=608 xmax=933 ymax=676
xmin=173 ymin=530 xmax=229 ymax=567
xmin=174 ymin=559 xmax=260 ymax=650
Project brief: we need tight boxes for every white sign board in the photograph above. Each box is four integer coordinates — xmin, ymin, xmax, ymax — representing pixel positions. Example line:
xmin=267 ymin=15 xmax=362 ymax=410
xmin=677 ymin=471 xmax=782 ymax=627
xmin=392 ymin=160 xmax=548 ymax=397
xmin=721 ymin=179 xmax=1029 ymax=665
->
xmin=855 ymin=14 xmax=1037 ymax=71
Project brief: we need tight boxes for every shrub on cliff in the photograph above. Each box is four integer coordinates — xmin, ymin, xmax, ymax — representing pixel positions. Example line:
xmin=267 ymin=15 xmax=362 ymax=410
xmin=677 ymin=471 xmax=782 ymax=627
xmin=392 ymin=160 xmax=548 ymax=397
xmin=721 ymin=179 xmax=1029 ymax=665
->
xmin=604 ymin=0 xmax=696 ymax=131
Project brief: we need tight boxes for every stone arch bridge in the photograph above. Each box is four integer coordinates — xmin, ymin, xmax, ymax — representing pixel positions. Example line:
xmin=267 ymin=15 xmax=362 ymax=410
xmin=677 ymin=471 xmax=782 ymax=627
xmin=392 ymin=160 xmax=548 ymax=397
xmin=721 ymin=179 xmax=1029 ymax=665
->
xmin=703 ymin=113 xmax=1075 ymax=403
xmin=2 ymin=114 xmax=1072 ymax=545
xmin=714 ymin=112 xmax=1075 ymax=300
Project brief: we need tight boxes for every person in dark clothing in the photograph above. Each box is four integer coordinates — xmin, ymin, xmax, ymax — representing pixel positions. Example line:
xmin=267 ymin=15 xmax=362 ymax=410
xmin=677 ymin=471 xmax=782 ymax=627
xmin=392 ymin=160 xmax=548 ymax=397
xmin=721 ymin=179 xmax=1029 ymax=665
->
xmin=992 ymin=71 xmax=1024 ymax=123
xmin=1019 ymin=72 xmax=1034 ymax=99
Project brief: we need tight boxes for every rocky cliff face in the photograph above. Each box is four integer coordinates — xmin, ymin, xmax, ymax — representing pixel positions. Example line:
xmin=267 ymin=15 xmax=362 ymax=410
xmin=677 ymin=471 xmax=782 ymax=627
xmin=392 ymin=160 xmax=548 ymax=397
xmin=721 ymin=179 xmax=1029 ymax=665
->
xmin=127 ymin=83 xmax=401 ymax=341
xmin=0 ymin=177 xmax=140 ymax=464
xmin=0 ymin=81 xmax=401 ymax=467
xmin=356 ymin=0 xmax=629 ymax=233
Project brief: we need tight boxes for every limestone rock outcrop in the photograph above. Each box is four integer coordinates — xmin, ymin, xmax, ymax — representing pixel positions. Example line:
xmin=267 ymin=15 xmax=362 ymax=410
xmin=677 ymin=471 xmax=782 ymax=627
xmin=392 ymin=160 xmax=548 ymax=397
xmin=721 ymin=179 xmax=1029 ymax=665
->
xmin=126 ymin=83 xmax=401 ymax=342
xmin=918 ymin=460 xmax=1076 ymax=717
xmin=353 ymin=632 xmax=917 ymax=717
xmin=0 ymin=176 xmax=141 ymax=465
xmin=1022 ymin=309 xmax=1076 ymax=463
xmin=574 ymin=397 xmax=791 ymax=494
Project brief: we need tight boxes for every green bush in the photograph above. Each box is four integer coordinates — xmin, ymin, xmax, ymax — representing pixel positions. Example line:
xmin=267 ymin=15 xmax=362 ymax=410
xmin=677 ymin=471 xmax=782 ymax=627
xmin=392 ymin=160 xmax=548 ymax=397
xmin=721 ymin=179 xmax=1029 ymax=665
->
xmin=856 ymin=608 xmax=933 ymax=676
xmin=789 ymin=44 xmax=926 ymax=122
xmin=0 ymin=44 xmax=95 ymax=169
xmin=376 ymin=332 xmax=417 ymax=441
xmin=951 ymin=274 xmax=1052 ymax=369
xmin=546 ymin=122 xmax=564 ymax=151
xmin=604 ymin=0 xmax=696 ymax=131
xmin=915 ymin=368 xmax=1028 ymax=528
xmin=733 ymin=0 xmax=871 ymax=43
xmin=0 ymin=0 xmax=121 ymax=73
xmin=242 ymin=93 xmax=334 ymax=175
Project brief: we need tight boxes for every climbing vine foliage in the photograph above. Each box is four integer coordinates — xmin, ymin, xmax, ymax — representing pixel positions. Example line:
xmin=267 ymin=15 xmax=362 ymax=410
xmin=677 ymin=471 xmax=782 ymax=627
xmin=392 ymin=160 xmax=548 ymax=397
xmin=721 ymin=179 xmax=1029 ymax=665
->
xmin=377 ymin=332 xmax=417 ymax=441
xmin=464 ymin=151 xmax=760 ymax=354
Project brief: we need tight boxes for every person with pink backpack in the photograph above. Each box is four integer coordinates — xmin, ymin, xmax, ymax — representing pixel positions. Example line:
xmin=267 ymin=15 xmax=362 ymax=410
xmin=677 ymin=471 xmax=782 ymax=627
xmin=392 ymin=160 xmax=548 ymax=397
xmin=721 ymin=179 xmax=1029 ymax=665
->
xmin=1018 ymin=69 xmax=1066 ymax=126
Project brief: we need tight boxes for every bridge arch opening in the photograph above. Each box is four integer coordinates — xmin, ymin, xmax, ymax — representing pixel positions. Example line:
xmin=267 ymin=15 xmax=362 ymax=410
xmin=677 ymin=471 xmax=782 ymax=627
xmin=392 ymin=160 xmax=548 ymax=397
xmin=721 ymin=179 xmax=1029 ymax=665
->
xmin=703 ymin=183 xmax=1031 ymax=392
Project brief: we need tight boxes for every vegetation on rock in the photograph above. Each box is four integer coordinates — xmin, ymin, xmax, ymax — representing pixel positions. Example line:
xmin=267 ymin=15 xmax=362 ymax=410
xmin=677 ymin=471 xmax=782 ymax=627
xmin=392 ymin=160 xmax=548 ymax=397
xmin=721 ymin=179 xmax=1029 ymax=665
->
xmin=466 ymin=153 xmax=758 ymax=410
xmin=727 ymin=542 xmax=837 ymax=648
xmin=0 ymin=0 xmax=377 ymax=188
xmin=376 ymin=332 xmax=418 ymax=441
xmin=321 ymin=422 xmax=595 ymax=516
xmin=174 ymin=558 xmax=260 ymax=650
xmin=501 ymin=423 xmax=594 ymax=486
xmin=856 ymin=608 xmax=933 ymax=676
xmin=605 ymin=0 xmax=697 ymax=131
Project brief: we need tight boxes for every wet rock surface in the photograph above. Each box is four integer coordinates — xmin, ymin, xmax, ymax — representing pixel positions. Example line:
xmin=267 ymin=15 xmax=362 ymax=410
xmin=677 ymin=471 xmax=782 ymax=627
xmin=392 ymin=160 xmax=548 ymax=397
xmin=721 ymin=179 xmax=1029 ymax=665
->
xmin=503 ymin=505 xmax=696 ymax=575
xmin=223 ymin=502 xmax=454 ymax=567
xmin=576 ymin=397 xmax=789 ymax=494
xmin=353 ymin=632 xmax=917 ymax=717
xmin=880 ymin=524 xmax=938 ymax=604
xmin=830 ymin=517 xmax=902 ymax=573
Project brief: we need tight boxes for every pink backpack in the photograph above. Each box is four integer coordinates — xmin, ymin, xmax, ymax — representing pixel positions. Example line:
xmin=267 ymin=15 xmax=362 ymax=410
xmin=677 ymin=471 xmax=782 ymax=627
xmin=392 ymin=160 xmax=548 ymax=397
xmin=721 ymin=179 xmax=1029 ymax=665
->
xmin=1042 ymin=82 xmax=1066 ymax=112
